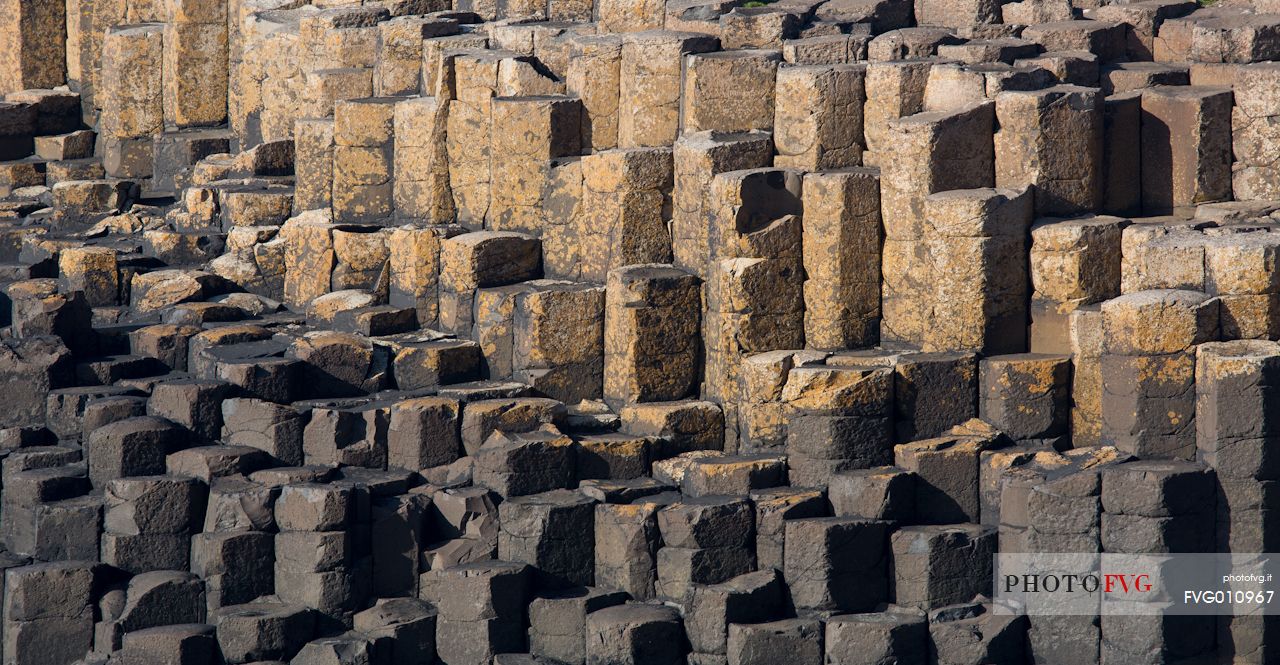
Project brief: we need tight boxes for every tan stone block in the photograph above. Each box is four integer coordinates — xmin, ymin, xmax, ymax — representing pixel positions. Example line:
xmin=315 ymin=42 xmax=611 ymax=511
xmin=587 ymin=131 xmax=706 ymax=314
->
xmin=671 ymin=131 xmax=774 ymax=278
xmin=995 ymin=85 xmax=1103 ymax=216
xmin=331 ymin=98 xmax=396 ymax=223
xmin=59 ymin=247 xmax=119 ymax=307
xmin=335 ymin=97 xmax=395 ymax=147
xmin=298 ymin=67 xmax=374 ymax=121
xmin=598 ymin=0 xmax=666 ymax=33
xmin=1029 ymin=214 xmax=1128 ymax=305
xmin=782 ymin=35 xmax=858 ymax=65
xmin=681 ymin=50 xmax=781 ymax=136
xmin=1101 ymin=289 xmax=1218 ymax=355
xmin=1204 ymin=233 xmax=1280 ymax=297
xmin=880 ymin=101 xmax=994 ymax=242
xmin=566 ymin=35 xmax=624 ymax=152
xmin=163 ymin=21 xmax=229 ymax=128
xmin=387 ymin=224 xmax=462 ymax=327
xmin=1140 ymin=85 xmax=1233 ymax=213
xmin=375 ymin=17 xmax=456 ymax=97
xmin=704 ymin=257 xmax=805 ymax=405
xmin=915 ymin=0 xmax=1000 ymax=28
xmin=774 ymin=64 xmax=865 ymax=171
xmin=281 ymin=210 xmax=338 ymax=310
xmin=618 ymin=31 xmax=719 ymax=148
xmin=862 ymin=59 xmax=934 ymax=166
xmin=1120 ymin=223 xmax=1208 ymax=294
xmin=1021 ymin=19 xmax=1127 ymax=62
xmin=421 ymin=34 xmax=488 ymax=98
xmin=164 ymin=0 xmax=225 ymax=24
xmin=489 ymin=95 xmax=582 ymax=235
xmin=738 ymin=350 xmax=826 ymax=447
xmin=1187 ymin=14 xmax=1280 ymax=64
xmin=445 ymin=97 xmax=492 ymax=227
xmin=1231 ymin=63 xmax=1280 ymax=201
xmin=923 ymin=187 xmax=1033 ymax=355
xmin=473 ymin=285 xmax=521 ymax=379
xmin=445 ymin=50 xmax=512 ymax=227
xmin=294 ymin=118 xmax=335 ymax=213
xmin=879 ymin=103 xmax=995 ymax=347
xmin=721 ymin=7 xmax=801 ymax=50
xmin=706 ymin=168 xmax=804 ymax=262
xmin=1069 ymin=306 xmax=1105 ymax=446
xmin=331 ymin=227 xmax=389 ymax=291
xmin=605 ymin=265 xmax=702 ymax=408
xmin=879 ymin=238 xmax=932 ymax=344
xmin=498 ymin=0 xmax=547 ymax=20
xmin=541 ymin=158 xmax=585 ymax=280
xmin=319 ymin=25 xmax=381 ymax=71
xmin=257 ymin=47 xmax=308 ymax=145
xmin=393 ymin=96 xmax=453 ymax=222
xmin=0 ymin=0 xmax=67 ymax=95
xmin=64 ymin=0 xmax=88 ymax=87
xmin=332 ymin=146 xmax=392 ymax=220
xmin=866 ymin=27 xmax=960 ymax=62
xmin=1217 ymin=293 xmax=1280 ymax=340
xmin=513 ymin=281 xmax=606 ymax=403
xmin=619 ymin=400 xmax=724 ymax=455
xmin=1001 ymin=0 xmax=1072 ymax=24
xmin=578 ymin=148 xmax=674 ymax=283
xmin=438 ymin=230 xmax=542 ymax=333
xmin=440 ymin=231 xmax=542 ymax=293
xmin=801 ymin=169 xmax=881 ymax=350
xmin=76 ymin=0 xmax=128 ymax=107
xmin=100 ymin=24 xmax=164 ymax=140
xmin=919 ymin=63 xmax=991 ymax=112
xmin=498 ymin=56 xmax=565 ymax=98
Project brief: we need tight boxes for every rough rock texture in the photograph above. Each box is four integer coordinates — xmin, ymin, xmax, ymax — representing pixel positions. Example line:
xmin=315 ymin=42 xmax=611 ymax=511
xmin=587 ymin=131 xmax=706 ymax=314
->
xmin=0 ymin=0 xmax=1278 ymax=663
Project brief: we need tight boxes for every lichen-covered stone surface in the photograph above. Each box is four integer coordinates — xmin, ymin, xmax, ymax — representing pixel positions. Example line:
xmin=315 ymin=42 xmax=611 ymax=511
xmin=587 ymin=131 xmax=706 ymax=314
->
xmin=2 ymin=0 xmax=1280 ymax=663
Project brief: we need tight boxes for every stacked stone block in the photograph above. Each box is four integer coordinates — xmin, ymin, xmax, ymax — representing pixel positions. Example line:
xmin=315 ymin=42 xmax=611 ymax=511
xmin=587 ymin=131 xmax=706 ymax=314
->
xmin=995 ymin=85 xmax=1103 ymax=216
xmin=163 ymin=0 xmax=228 ymax=129
xmin=923 ymin=187 xmax=1033 ymax=354
xmin=489 ymin=95 xmax=581 ymax=235
xmin=393 ymin=97 xmax=454 ymax=223
xmin=704 ymin=168 xmax=805 ymax=447
xmin=1100 ymin=289 xmax=1218 ymax=459
xmin=1028 ymin=215 xmax=1129 ymax=353
xmin=801 ymin=169 xmax=881 ymax=349
xmin=3 ymin=562 xmax=95 ymax=665
xmin=1100 ymin=460 xmax=1216 ymax=663
xmin=617 ymin=31 xmax=717 ymax=148
xmin=578 ymin=148 xmax=673 ymax=283
xmin=274 ymin=483 xmax=367 ymax=621
xmin=1141 ymin=85 xmax=1233 ymax=213
xmin=880 ymin=101 xmax=994 ymax=345
xmin=333 ymin=98 xmax=396 ymax=223
xmin=671 ymin=130 xmax=773 ymax=279
xmin=0 ymin=0 xmax=65 ymax=94
xmin=772 ymin=63 xmax=864 ymax=170
xmin=682 ymin=50 xmax=780 ymax=136
xmin=100 ymin=24 xmax=164 ymax=179
xmin=103 ymin=475 xmax=205 ymax=574
xmin=604 ymin=264 xmax=701 ymax=409
xmin=656 ymin=495 xmax=755 ymax=604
